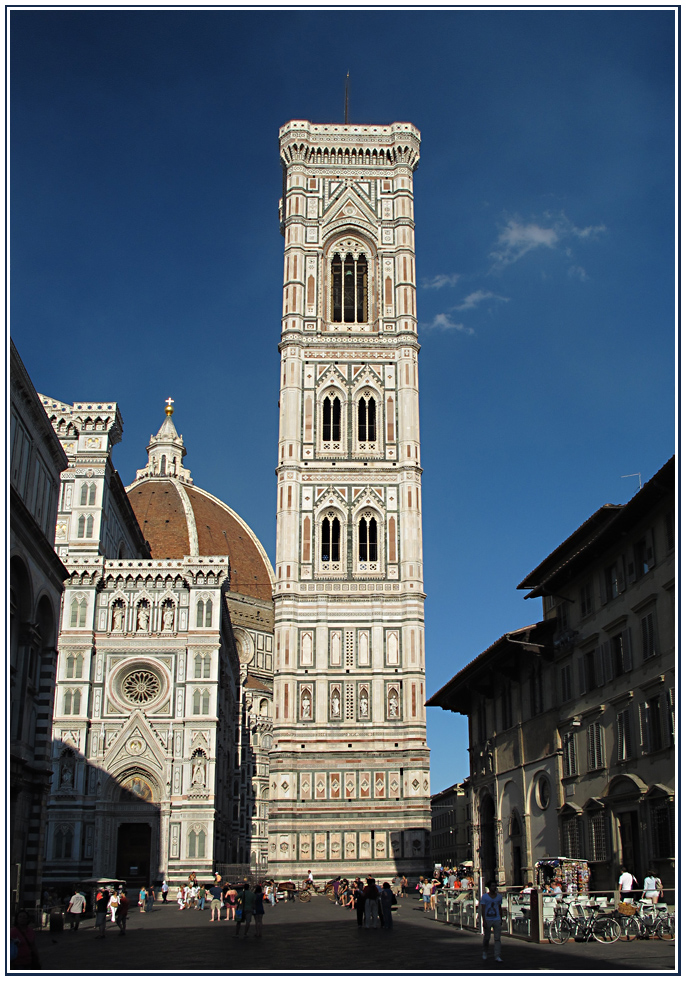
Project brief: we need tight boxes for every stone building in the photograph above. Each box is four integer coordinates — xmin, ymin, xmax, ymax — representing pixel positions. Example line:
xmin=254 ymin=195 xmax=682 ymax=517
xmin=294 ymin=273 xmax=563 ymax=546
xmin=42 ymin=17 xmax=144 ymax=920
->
xmin=428 ymin=458 xmax=675 ymax=890
xmin=40 ymin=398 xmax=274 ymax=891
xmin=430 ymin=781 xmax=471 ymax=870
xmin=10 ymin=341 xmax=69 ymax=910
xmin=269 ymin=119 xmax=431 ymax=879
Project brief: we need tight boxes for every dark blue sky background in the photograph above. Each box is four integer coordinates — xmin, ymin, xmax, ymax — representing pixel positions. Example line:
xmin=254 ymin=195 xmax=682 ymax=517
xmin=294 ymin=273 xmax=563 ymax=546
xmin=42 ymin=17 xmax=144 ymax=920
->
xmin=10 ymin=8 xmax=676 ymax=794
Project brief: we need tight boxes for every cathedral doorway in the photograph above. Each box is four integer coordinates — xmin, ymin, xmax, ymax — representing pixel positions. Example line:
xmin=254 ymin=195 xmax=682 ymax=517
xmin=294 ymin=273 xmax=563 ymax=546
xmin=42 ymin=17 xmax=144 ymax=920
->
xmin=116 ymin=823 xmax=152 ymax=885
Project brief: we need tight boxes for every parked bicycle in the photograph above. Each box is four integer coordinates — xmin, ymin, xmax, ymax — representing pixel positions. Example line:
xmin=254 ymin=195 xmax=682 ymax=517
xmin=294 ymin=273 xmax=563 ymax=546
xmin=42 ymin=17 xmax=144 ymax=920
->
xmin=620 ymin=900 xmax=675 ymax=942
xmin=550 ymin=901 xmax=620 ymax=944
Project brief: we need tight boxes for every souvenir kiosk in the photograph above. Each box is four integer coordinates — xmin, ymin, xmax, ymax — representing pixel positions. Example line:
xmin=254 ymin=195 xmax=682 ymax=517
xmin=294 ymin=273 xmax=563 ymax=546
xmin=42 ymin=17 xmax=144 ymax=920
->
xmin=535 ymin=857 xmax=590 ymax=895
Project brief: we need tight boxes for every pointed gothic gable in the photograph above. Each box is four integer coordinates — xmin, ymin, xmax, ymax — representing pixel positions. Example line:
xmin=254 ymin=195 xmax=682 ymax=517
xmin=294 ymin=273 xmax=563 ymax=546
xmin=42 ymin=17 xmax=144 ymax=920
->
xmin=103 ymin=709 xmax=167 ymax=774
xmin=322 ymin=187 xmax=378 ymax=229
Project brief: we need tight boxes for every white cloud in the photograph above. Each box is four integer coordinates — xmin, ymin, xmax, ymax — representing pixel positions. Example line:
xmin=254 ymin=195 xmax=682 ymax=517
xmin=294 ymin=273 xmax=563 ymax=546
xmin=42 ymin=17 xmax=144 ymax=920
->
xmin=422 ymin=313 xmax=475 ymax=334
xmin=490 ymin=220 xmax=559 ymax=265
xmin=568 ymin=265 xmax=588 ymax=281
xmin=455 ymin=289 xmax=509 ymax=311
xmin=420 ymin=273 xmax=461 ymax=290
xmin=490 ymin=213 xmax=606 ymax=268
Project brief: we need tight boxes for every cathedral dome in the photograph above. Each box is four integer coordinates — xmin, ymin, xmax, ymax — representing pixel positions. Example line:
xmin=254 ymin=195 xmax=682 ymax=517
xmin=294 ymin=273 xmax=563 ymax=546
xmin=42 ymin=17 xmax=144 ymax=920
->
xmin=126 ymin=403 xmax=273 ymax=602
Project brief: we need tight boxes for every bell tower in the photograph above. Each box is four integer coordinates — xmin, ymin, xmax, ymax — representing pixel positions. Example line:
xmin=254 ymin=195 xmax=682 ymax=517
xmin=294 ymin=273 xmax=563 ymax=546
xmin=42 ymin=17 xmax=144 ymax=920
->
xmin=270 ymin=120 xmax=430 ymax=878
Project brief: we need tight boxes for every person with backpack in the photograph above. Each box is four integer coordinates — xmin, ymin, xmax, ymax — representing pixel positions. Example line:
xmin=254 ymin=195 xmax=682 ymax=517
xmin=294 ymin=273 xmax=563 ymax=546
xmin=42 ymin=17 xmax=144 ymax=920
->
xmin=479 ymin=881 xmax=503 ymax=963
xmin=363 ymin=877 xmax=380 ymax=929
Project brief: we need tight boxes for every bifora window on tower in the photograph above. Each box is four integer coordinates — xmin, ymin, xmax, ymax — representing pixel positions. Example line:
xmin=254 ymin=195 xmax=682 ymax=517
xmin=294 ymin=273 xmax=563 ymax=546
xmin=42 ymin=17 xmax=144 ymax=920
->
xmin=330 ymin=249 xmax=368 ymax=323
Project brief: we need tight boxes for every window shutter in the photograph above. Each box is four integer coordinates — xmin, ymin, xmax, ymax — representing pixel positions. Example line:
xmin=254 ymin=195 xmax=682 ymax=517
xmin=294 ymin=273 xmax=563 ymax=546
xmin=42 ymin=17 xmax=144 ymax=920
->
xmin=616 ymin=711 xmax=626 ymax=762
xmin=616 ymin=555 xmax=626 ymax=593
xmin=645 ymin=528 xmax=655 ymax=569
xmin=659 ymin=691 xmax=672 ymax=748
xmin=622 ymin=628 xmax=633 ymax=672
xmin=626 ymin=550 xmax=636 ymax=584
xmin=639 ymin=703 xmax=650 ymax=754
xmin=601 ymin=641 xmax=613 ymax=682
xmin=587 ymin=724 xmax=597 ymax=771
xmin=599 ymin=572 xmax=608 ymax=605
xmin=570 ymin=734 xmax=577 ymax=775
xmin=594 ymin=648 xmax=605 ymax=686
xmin=669 ymin=687 xmax=675 ymax=743
xmin=578 ymin=658 xmax=586 ymax=695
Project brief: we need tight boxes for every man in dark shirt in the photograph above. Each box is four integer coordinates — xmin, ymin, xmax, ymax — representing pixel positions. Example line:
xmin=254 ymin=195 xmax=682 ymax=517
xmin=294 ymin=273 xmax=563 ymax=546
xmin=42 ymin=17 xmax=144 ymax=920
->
xmin=115 ymin=890 xmax=130 ymax=935
xmin=95 ymin=889 xmax=110 ymax=939
xmin=209 ymin=882 xmax=223 ymax=921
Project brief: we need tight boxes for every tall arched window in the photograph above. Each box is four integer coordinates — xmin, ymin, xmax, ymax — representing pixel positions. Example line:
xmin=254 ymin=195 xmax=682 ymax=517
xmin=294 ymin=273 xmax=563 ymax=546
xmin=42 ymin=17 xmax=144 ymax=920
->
xmin=160 ymin=455 xmax=166 ymax=476
xmin=358 ymin=396 xmax=376 ymax=442
xmin=321 ymin=515 xmax=340 ymax=562
xmin=331 ymin=252 xmax=368 ymax=323
xmin=196 ymin=598 xmax=212 ymax=628
xmin=85 ymin=515 xmax=94 ymax=537
xmin=194 ymin=653 xmax=211 ymax=679
xmin=359 ymin=516 xmax=378 ymax=561
xmin=322 ymin=396 xmax=341 ymax=442
xmin=70 ymin=597 xmax=87 ymax=628
xmin=77 ymin=515 xmax=85 ymax=538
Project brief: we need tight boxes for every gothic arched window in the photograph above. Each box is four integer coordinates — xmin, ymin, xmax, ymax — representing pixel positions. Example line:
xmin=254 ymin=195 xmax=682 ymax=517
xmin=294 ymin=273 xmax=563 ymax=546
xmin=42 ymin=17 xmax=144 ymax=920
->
xmin=86 ymin=515 xmax=94 ymax=537
xmin=331 ymin=252 xmax=368 ymax=323
xmin=70 ymin=597 xmax=87 ymax=628
xmin=358 ymin=516 xmax=378 ymax=562
xmin=321 ymin=516 xmax=340 ymax=563
xmin=194 ymin=653 xmax=211 ymax=679
xmin=196 ymin=598 xmax=212 ymax=628
xmin=322 ymin=396 xmax=341 ymax=442
xmin=358 ymin=395 xmax=376 ymax=442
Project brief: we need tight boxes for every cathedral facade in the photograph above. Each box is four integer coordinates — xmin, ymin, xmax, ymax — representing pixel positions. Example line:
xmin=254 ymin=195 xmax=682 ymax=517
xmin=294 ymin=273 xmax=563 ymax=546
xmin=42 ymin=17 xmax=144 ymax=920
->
xmin=269 ymin=120 xmax=431 ymax=878
xmin=41 ymin=399 xmax=274 ymax=890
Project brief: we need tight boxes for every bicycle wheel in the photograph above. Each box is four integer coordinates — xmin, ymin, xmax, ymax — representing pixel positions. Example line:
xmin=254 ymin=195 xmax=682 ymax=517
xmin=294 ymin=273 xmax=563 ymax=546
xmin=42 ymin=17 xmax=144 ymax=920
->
xmin=593 ymin=917 xmax=621 ymax=944
xmin=298 ymin=890 xmax=311 ymax=903
xmin=656 ymin=916 xmax=675 ymax=941
xmin=621 ymin=915 xmax=642 ymax=941
xmin=549 ymin=918 xmax=571 ymax=944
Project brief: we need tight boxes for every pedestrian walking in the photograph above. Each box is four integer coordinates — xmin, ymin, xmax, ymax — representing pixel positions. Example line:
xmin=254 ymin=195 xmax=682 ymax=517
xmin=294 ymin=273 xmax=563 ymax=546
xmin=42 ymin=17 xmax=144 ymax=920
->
xmin=479 ymin=881 xmax=503 ymax=963
xmin=108 ymin=888 xmax=120 ymax=923
xmin=209 ymin=880 xmax=223 ymax=921
xmin=145 ymin=885 xmax=155 ymax=912
xmin=115 ymin=890 xmax=130 ymax=936
xmin=198 ymin=883 xmax=207 ymax=911
xmin=401 ymin=875 xmax=409 ymax=897
xmin=380 ymin=882 xmax=395 ymax=930
xmin=421 ymin=878 xmax=432 ymax=912
xmin=94 ymin=889 xmax=110 ymax=939
xmin=354 ymin=879 xmax=366 ymax=928
xmin=363 ymin=877 xmax=380 ymax=929
xmin=225 ymin=883 xmax=238 ymax=920
xmin=139 ymin=885 xmax=147 ymax=912
xmin=161 ymin=879 xmax=169 ymax=903
xmin=619 ymin=867 xmax=638 ymax=895
xmin=253 ymin=884 xmax=265 ymax=939
xmin=642 ymin=870 xmax=663 ymax=905
xmin=235 ymin=884 xmax=256 ymax=938
xmin=10 ymin=910 xmax=41 ymax=969
xmin=66 ymin=889 xmax=86 ymax=930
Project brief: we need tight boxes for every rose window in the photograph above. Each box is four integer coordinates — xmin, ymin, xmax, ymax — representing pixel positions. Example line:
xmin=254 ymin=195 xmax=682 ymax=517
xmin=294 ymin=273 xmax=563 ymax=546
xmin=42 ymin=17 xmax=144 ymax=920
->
xmin=122 ymin=669 xmax=161 ymax=704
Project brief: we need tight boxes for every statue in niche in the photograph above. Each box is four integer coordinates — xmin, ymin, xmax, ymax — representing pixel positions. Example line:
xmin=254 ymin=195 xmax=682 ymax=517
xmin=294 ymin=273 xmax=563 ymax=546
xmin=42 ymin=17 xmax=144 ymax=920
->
xmin=162 ymin=607 xmax=174 ymax=631
xmin=359 ymin=689 xmax=369 ymax=719
xmin=330 ymin=689 xmax=341 ymax=719
xmin=301 ymin=689 xmax=312 ymax=720
xmin=388 ymin=689 xmax=399 ymax=718
xmin=191 ymin=759 xmax=206 ymax=788
xmin=112 ymin=605 xmax=124 ymax=631
xmin=137 ymin=606 xmax=149 ymax=631
xmin=60 ymin=756 xmax=74 ymax=788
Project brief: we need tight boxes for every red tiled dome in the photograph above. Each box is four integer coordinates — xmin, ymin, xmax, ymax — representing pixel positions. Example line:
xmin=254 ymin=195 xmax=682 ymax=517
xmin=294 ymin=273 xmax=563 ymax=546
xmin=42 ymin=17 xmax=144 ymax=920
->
xmin=127 ymin=478 xmax=273 ymax=602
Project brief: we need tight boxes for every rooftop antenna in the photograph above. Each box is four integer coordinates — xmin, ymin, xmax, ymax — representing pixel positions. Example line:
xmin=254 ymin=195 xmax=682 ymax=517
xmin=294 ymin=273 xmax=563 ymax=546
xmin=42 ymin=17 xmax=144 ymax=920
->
xmin=344 ymin=71 xmax=350 ymax=124
xmin=621 ymin=472 xmax=642 ymax=492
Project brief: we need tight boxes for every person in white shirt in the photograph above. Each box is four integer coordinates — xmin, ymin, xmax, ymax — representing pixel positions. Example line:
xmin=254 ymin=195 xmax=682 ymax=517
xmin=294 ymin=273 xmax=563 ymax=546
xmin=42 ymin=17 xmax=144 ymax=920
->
xmin=619 ymin=868 xmax=637 ymax=894
xmin=642 ymin=871 xmax=662 ymax=905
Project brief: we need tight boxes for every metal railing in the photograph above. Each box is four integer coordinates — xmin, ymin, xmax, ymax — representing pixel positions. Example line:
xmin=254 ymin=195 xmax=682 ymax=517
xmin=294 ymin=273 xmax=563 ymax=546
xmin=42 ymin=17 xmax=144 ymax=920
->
xmin=435 ymin=887 xmax=676 ymax=944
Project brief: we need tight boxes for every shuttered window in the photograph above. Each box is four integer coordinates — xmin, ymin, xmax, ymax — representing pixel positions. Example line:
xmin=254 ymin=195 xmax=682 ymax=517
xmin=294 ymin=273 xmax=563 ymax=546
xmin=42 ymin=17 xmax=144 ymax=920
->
xmin=587 ymin=721 xmax=605 ymax=771
xmin=562 ymin=732 xmax=578 ymax=777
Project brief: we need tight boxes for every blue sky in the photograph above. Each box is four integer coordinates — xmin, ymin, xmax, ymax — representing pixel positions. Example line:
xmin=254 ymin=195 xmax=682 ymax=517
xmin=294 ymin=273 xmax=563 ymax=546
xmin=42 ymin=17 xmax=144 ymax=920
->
xmin=10 ymin=8 xmax=676 ymax=794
